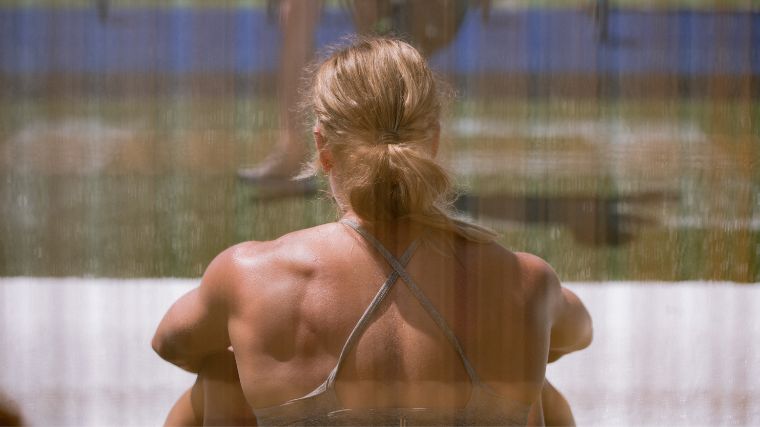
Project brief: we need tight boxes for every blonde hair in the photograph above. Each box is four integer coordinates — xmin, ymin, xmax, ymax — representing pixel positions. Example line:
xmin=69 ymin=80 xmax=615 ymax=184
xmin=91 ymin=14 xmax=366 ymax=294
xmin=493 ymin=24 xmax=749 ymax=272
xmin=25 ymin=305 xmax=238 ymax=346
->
xmin=304 ymin=37 xmax=496 ymax=242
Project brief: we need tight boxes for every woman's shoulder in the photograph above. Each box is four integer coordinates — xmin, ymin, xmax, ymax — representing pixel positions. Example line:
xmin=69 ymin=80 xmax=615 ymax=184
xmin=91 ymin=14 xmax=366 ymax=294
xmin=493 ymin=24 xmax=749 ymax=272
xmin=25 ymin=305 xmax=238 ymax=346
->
xmin=209 ymin=222 xmax=349 ymax=287
xmin=459 ymin=236 xmax=549 ymax=270
xmin=513 ymin=251 xmax=559 ymax=280
xmin=511 ymin=251 xmax=563 ymax=302
xmin=460 ymin=238 xmax=560 ymax=299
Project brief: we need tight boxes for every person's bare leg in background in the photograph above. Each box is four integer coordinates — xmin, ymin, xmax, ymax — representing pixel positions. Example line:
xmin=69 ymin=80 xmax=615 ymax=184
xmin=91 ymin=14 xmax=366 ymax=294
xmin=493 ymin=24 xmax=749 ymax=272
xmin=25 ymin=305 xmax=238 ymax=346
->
xmin=237 ymin=0 xmax=322 ymax=183
xmin=238 ymin=0 xmax=471 ymax=184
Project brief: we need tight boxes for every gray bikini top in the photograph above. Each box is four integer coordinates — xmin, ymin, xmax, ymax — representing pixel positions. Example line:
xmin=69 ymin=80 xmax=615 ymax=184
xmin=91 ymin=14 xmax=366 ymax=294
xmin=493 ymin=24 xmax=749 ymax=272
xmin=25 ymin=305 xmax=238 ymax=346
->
xmin=253 ymin=219 xmax=531 ymax=426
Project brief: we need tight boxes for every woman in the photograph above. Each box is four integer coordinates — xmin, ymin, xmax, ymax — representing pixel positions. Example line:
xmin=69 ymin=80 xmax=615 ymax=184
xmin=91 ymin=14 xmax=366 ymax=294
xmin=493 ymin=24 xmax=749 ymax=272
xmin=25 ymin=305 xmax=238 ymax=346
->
xmin=153 ymin=37 xmax=592 ymax=426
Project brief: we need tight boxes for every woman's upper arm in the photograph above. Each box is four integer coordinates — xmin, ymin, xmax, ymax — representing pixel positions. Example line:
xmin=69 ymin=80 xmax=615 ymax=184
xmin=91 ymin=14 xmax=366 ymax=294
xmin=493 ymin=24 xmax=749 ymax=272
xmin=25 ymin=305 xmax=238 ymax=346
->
xmin=518 ymin=252 xmax=593 ymax=361
xmin=544 ymin=267 xmax=593 ymax=359
xmin=152 ymin=247 xmax=240 ymax=372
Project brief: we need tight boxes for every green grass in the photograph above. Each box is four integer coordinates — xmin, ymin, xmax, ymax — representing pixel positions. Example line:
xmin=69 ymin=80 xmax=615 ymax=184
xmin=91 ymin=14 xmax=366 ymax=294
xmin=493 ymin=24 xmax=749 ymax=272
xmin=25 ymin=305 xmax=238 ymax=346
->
xmin=1 ymin=95 xmax=758 ymax=280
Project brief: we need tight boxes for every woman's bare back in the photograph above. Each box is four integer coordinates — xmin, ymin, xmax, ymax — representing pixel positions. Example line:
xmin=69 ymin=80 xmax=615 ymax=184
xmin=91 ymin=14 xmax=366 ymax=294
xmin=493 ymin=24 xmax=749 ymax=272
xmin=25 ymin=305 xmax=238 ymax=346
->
xmin=223 ymin=220 xmax=554 ymax=412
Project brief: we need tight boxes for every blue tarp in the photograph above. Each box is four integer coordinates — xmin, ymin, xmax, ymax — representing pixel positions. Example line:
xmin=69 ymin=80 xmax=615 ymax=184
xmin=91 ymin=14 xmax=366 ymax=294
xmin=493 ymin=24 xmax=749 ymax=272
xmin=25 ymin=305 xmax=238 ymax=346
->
xmin=1 ymin=7 xmax=758 ymax=75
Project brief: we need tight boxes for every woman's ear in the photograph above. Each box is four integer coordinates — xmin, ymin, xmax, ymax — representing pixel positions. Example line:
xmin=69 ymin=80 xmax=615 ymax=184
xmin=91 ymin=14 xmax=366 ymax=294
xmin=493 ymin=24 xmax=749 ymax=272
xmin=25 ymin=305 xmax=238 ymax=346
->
xmin=313 ymin=128 xmax=333 ymax=172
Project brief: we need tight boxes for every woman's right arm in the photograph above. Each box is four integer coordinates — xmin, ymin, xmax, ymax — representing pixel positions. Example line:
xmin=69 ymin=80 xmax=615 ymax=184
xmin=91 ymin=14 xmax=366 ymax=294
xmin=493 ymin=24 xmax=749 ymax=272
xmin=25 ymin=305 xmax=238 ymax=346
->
xmin=544 ymin=269 xmax=593 ymax=363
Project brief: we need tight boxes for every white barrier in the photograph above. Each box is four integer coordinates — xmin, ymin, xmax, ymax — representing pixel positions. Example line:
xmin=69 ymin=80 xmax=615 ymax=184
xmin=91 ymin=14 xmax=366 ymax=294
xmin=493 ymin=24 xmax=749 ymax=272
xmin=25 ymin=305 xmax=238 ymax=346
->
xmin=0 ymin=279 xmax=758 ymax=426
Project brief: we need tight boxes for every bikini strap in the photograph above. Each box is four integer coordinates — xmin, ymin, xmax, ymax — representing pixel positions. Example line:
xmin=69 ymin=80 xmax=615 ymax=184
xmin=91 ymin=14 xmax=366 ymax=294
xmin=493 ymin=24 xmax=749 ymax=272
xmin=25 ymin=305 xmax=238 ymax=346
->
xmin=337 ymin=219 xmax=483 ymax=385
xmin=325 ymin=220 xmax=421 ymax=387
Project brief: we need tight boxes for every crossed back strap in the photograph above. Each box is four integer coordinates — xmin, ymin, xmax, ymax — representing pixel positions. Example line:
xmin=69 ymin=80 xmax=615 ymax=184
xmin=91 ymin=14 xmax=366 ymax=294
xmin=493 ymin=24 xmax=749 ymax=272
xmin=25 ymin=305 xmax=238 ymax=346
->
xmin=325 ymin=219 xmax=482 ymax=387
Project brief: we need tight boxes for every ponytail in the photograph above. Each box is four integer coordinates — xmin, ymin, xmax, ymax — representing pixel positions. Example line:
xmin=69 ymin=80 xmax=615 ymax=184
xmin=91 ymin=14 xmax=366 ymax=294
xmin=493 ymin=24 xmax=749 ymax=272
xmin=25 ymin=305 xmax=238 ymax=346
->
xmin=345 ymin=142 xmax=449 ymax=222
xmin=306 ymin=36 xmax=498 ymax=242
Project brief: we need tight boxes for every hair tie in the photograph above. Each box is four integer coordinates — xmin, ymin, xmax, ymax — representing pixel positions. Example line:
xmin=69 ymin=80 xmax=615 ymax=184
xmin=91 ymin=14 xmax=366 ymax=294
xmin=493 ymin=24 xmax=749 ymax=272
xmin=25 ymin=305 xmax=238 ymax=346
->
xmin=379 ymin=130 xmax=400 ymax=145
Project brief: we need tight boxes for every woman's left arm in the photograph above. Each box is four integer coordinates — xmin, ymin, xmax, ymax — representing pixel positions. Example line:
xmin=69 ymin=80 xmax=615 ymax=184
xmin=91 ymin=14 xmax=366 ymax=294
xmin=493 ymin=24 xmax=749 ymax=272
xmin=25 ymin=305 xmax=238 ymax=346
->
xmin=152 ymin=248 xmax=237 ymax=373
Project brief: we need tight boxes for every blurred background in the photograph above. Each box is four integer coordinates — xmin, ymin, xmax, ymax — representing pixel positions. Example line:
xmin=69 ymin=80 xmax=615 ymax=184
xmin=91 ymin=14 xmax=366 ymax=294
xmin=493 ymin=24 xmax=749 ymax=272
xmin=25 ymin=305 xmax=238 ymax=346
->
xmin=0 ymin=0 xmax=758 ymax=425
xmin=0 ymin=0 xmax=758 ymax=280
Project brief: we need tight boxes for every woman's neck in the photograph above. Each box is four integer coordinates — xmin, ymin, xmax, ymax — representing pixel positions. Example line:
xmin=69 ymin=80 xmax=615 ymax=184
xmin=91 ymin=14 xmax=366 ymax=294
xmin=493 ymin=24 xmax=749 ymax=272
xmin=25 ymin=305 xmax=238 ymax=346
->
xmin=339 ymin=211 xmax=431 ymax=242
